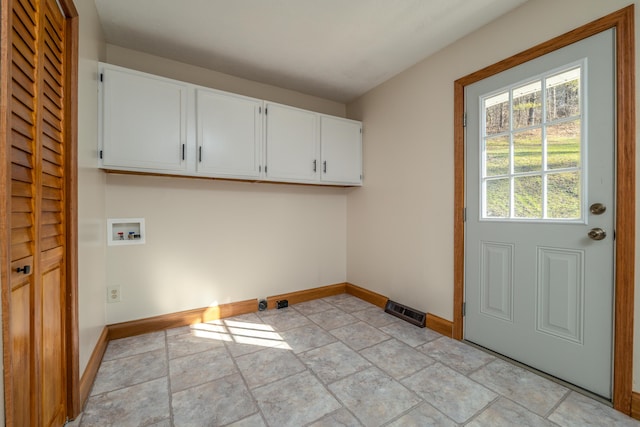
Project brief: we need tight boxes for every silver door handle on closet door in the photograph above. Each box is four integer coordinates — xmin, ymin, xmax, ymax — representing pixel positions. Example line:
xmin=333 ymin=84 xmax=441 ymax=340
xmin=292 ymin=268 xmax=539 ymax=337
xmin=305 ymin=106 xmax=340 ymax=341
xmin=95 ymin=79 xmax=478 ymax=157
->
xmin=323 ymin=161 xmax=327 ymax=173
xmin=313 ymin=160 xmax=317 ymax=172
xmin=199 ymin=146 xmax=202 ymax=162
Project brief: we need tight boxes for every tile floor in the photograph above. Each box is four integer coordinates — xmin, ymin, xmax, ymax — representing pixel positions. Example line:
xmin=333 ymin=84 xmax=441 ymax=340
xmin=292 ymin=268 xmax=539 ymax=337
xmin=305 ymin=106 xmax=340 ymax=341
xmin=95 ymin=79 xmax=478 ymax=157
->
xmin=68 ymin=294 xmax=640 ymax=426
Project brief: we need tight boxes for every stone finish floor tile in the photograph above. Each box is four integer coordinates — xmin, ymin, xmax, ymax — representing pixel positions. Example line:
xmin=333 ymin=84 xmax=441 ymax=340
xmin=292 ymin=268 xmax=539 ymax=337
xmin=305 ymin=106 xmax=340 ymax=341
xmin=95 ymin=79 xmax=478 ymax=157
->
xmin=235 ymin=346 xmax=306 ymax=388
xmin=330 ymin=321 xmax=390 ymax=350
xmin=386 ymin=402 xmax=457 ymax=427
xmin=293 ymin=299 xmax=334 ymax=315
xmin=467 ymin=397 xmax=559 ymax=427
xmin=102 ymin=331 xmax=165 ymax=361
xmin=352 ymin=306 xmax=401 ymax=327
xmin=470 ymin=359 xmax=569 ymax=416
xmin=308 ymin=408 xmax=362 ymax=427
xmin=257 ymin=306 xmax=311 ymax=331
xmin=299 ymin=341 xmax=371 ymax=383
xmin=81 ymin=378 xmax=170 ymax=427
xmin=253 ymin=371 xmax=341 ymax=427
xmin=280 ymin=323 xmax=337 ymax=353
xmin=549 ymin=391 xmax=640 ymax=427
xmin=166 ymin=329 xmax=227 ymax=359
xmin=77 ymin=293 xmax=635 ymax=426
xmin=329 ymin=367 xmax=422 ymax=427
xmin=380 ymin=321 xmax=442 ymax=347
xmin=360 ymin=338 xmax=435 ymax=379
xmin=308 ymin=307 xmax=359 ymax=330
xmin=419 ymin=336 xmax=495 ymax=374
xmin=402 ymin=363 xmax=498 ymax=423
xmin=91 ymin=348 xmax=167 ymax=395
xmin=172 ymin=373 xmax=257 ymax=426
xmin=169 ymin=346 xmax=236 ymax=392
xmin=327 ymin=295 xmax=378 ymax=312
xmin=226 ymin=413 xmax=267 ymax=427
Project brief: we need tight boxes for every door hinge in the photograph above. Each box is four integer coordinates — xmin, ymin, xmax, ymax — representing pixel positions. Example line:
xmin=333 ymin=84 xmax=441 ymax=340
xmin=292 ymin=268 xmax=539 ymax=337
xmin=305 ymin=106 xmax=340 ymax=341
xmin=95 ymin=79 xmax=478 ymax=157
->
xmin=265 ymin=165 xmax=268 ymax=173
xmin=360 ymin=128 xmax=362 ymax=134
xmin=463 ymin=112 xmax=467 ymax=127
xmin=99 ymin=149 xmax=103 ymax=159
xmin=462 ymin=302 xmax=466 ymax=316
xmin=463 ymin=207 xmax=467 ymax=222
xmin=265 ymin=107 xmax=268 ymax=115
xmin=259 ymin=106 xmax=262 ymax=114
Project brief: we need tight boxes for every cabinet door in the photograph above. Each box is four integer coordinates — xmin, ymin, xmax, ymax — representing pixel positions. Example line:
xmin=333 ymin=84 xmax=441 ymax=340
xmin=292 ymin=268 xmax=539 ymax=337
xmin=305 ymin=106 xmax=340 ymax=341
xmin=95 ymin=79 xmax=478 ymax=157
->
xmin=101 ymin=66 xmax=188 ymax=172
xmin=265 ymin=103 xmax=319 ymax=183
xmin=196 ymin=89 xmax=263 ymax=179
xmin=320 ymin=116 xmax=362 ymax=185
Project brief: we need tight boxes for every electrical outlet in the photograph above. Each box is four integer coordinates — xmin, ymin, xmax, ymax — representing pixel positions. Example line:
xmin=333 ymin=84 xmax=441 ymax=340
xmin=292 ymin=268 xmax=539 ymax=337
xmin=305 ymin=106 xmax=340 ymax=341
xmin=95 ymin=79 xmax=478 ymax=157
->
xmin=107 ymin=286 xmax=121 ymax=303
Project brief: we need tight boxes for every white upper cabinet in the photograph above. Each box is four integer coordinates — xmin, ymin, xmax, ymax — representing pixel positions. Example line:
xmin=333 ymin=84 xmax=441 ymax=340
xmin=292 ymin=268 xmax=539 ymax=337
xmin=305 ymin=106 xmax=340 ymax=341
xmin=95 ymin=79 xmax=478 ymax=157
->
xmin=196 ymin=88 xmax=263 ymax=179
xmin=320 ymin=116 xmax=362 ymax=185
xmin=100 ymin=64 xmax=188 ymax=172
xmin=265 ymin=103 xmax=319 ymax=183
xmin=98 ymin=63 xmax=362 ymax=186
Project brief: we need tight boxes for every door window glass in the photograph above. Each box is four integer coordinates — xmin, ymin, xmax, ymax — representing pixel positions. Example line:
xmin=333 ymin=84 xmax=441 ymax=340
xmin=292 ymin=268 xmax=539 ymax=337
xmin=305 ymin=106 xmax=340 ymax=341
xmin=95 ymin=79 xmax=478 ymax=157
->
xmin=481 ymin=65 xmax=583 ymax=221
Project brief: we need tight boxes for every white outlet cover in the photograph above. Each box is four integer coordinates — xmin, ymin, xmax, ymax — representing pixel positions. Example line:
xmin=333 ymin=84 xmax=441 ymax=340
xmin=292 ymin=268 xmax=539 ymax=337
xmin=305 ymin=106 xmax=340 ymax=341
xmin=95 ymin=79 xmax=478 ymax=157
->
xmin=107 ymin=286 xmax=121 ymax=303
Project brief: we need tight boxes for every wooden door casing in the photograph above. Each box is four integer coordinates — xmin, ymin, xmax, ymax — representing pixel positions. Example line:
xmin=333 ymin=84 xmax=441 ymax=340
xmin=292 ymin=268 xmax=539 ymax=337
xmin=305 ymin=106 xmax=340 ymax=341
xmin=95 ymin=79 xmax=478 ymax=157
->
xmin=0 ymin=0 xmax=79 ymax=424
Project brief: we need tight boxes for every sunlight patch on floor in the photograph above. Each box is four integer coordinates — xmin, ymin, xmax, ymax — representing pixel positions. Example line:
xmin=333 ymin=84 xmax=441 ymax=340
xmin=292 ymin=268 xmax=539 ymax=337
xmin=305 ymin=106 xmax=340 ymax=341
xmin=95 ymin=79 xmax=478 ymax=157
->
xmin=189 ymin=319 xmax=292 ymax=350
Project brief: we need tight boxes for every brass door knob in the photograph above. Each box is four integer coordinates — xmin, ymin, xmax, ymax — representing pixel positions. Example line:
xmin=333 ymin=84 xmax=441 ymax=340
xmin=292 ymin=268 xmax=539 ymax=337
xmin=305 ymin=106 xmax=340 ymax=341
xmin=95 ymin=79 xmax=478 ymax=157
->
xmin=588 ymin=228 xmax=607 ymax=241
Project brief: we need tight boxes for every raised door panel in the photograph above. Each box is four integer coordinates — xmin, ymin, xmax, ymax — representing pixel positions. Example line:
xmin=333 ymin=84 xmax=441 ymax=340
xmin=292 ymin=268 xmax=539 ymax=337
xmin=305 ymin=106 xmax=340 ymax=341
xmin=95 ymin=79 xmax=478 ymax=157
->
xmin=265 ymin=103 xmax=319 ymax=183
xmin=320 ymin=116 xmax=362 ymax=185
xmin=101 ymin=65 xmax=188 ymax=172
xmin=196 ymin=89 xmax=263 ymax=179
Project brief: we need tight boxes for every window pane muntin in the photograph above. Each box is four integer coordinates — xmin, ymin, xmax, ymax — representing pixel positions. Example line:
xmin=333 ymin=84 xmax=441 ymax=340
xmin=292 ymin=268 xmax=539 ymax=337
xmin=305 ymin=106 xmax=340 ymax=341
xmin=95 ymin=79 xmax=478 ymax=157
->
xmin=480 ymin=63 xmax=584 ymax=222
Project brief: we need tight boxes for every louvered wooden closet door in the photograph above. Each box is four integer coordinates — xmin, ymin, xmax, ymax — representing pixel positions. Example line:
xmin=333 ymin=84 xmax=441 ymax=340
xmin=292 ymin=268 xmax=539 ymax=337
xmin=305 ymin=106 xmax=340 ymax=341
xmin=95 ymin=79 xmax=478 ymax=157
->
xmin=2 ymin=0 xmax=69 ymax=425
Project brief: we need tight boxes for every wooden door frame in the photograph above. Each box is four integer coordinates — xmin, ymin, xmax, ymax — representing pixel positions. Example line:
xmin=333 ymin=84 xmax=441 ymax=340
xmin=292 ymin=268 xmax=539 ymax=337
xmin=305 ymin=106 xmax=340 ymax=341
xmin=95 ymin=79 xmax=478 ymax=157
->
xmin=453 ymin=6 xmax=635 ymax=414
xmin=0 ymin=0 xmax=79 ymax=421
xmin=60 ymin=0 xmax=80 ymax=419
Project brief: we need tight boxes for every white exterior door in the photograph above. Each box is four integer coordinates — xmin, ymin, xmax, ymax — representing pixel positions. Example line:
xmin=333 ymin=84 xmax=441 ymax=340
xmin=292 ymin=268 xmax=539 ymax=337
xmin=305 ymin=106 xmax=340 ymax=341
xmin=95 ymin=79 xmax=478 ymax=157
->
xmin=465 ymin=29 xmax=615 ymax=398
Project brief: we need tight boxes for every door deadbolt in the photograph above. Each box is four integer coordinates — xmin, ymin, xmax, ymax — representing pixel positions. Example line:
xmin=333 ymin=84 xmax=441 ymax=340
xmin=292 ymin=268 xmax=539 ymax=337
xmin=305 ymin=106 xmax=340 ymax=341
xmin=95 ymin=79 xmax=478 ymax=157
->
xmin=590 ymin=203 xmax=606 ymax=215
xmin=588 ymin=228 xmax=607 ymax=241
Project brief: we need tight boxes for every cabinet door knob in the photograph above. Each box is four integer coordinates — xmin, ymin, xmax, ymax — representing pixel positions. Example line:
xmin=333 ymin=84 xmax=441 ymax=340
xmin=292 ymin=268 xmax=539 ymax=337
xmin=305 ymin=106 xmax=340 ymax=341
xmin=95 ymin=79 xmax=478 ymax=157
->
xmin=16 ymin=265 xmax=31 ymax=274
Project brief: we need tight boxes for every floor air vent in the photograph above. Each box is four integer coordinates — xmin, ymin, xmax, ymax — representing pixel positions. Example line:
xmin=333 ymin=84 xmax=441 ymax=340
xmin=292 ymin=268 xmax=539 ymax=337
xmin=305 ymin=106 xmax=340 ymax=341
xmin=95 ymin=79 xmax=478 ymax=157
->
xmin=385 ymin=300 xmax=426 ymax=327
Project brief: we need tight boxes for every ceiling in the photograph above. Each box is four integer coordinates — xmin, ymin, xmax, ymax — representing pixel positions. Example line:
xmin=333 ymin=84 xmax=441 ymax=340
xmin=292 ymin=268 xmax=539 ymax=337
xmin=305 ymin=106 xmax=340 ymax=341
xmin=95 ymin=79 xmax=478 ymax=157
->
xmin=94 ymin=0 xmax=528 ymax=103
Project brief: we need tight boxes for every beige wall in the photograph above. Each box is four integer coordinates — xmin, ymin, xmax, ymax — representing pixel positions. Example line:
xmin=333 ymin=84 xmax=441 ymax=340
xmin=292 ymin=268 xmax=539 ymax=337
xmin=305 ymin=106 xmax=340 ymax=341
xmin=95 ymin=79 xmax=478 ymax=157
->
xmin=77 ymin=0 xmax=107 ymax=375
xmin=106 ymin=44 xmax=345 ymax=117
xmin=102 ymin=48 xmax=350 ymax=324
xmin=105 ymin=175 xmax=348 ymax=323
xmin=346 ymin=0 xmax=640 ymax=389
